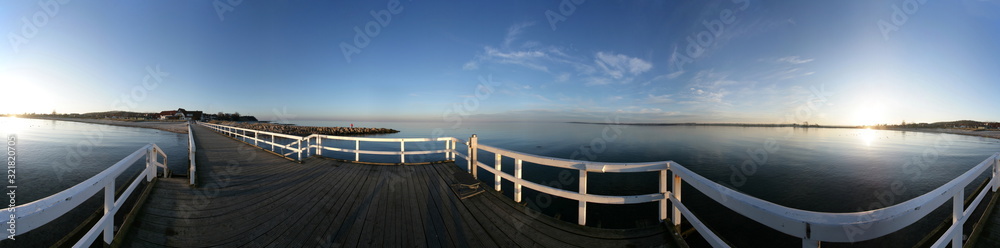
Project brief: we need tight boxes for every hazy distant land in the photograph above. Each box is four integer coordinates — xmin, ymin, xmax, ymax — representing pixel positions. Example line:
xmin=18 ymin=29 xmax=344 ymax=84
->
xmin=14 ymin=116 xmax=399 ymax=136
xmin=569 ymin=121 xmax=1000 ymax=140
xmin=567 ymin=121 xmax=859 ymax=128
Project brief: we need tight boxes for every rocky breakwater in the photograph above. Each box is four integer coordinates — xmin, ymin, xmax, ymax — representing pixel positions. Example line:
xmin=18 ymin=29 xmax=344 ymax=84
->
xmin=209 ymin=121 xmax=399 ymax=136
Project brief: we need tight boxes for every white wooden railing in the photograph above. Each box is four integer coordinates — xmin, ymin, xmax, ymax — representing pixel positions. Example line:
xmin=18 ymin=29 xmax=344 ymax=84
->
xmin=198 ymin=122 xmax=1000 ymax=247
xmin=1 ymin=144 xmax=169 ymax=247
xmin=200 ymin=122 xmax=454 ymax=163
xmin=188 ymin=122 xmax=196 ymax=186
xmin=201 ymin=122 xmax=307 ymax=160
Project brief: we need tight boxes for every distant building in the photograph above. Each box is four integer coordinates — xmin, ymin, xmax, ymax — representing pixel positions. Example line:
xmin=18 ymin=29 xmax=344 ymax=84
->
xmin=158 ymin=110 xmax=179 ymax=120
xmin=159 ymin=108 xmax=203 ymax=121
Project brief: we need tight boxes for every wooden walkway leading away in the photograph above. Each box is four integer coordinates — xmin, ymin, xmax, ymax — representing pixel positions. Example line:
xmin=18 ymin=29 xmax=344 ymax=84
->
xmin=120 ymin=124 xmax=679 ymax=247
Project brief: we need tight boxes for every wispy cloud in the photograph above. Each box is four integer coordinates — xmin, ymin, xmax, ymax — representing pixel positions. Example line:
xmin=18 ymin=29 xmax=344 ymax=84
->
xmin=776 ymin=56 xmax=814 ymax=64
xmin=503 ymin=22 xmax=534 ymax=49
xmin=465 ymin=24 xmax=653 ymax=87
xmin=680 ymin=70 xmax=737 ymax=105
xmin=646 ymin=94 xmax=674 ymax=104
xmin=594 ymin=52 xmax=652 ymax=79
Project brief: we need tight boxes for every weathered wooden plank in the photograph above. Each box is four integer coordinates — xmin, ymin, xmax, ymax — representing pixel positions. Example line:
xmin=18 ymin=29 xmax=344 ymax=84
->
xmin=413 ymin=163 xmax=451 ymax=247
xmin=411 ymin=164 xmax=442 ymax=248
xmin=302 ymin=163 xmax=378 ymax=247
xmin=425 ymin=163 xmax=502 ymax=248
xmin=344 ymin=166 xmax=390 ymax=247
xmin=284 ymin=162 xmax=364 ymax=247
xmin=370 ymin=166 xmax=393 ymax=248
xmin=264 ymin=161 xmax=362 ymax=247
xmin=421 ymin=163 xmax=475 ymax=248
xmin=120 ymin=124 xmax=676 ymax=248
xmin=401 ymin=165 xmax=419 ymax=247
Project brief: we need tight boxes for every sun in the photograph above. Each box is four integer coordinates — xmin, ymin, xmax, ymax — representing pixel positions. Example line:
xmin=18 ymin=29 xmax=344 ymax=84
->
xmin=0 ymin=74 xmax=57 ymax=115
xmin=852 ymin=101 xmax=887 ymax=126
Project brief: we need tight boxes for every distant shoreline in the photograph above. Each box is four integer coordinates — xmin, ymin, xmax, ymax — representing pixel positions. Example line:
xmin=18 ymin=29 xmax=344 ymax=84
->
xmin=566 ymin=121 xmax=859 ymax=128
xmin=20 ymin=117 xmax=189 ymax=134
xmin=873 ymin=127 xmax=1000 ymax=141
xmin=567 ymin=122 xmax=1000 ymax=141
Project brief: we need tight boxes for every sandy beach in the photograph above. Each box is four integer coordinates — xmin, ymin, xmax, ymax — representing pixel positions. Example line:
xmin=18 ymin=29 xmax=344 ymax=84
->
xmin=879 ymin=127 xmax=1000 ymax=140
xmin=28 ymin=117 xmax=189 ymax=134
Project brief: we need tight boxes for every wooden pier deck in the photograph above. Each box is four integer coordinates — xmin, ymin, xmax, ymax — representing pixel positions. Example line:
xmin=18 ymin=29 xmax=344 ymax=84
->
xmin=119 ymin=124 xmax=678 ymax=247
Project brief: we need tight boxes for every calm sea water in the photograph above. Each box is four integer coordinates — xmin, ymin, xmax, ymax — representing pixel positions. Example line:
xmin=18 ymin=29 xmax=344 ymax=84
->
xmin=0 ymin=117 xmax=187 ymax=247
xmin=291 ymin=120 xmax=1000 ymax=247
xmin=4 ymin=117 xmax=999 ymax=247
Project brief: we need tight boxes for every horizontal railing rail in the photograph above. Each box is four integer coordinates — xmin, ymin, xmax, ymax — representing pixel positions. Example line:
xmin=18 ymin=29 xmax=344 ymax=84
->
xmin=1 ymin=143 xmax=170 ymax=247
xmin=200 ymin=122 xmax=306 ymax=160
xmin=200 ymin=122 xmax=454 ymax=163
xmin=197 ymin=122 xmax=1000 ymax=247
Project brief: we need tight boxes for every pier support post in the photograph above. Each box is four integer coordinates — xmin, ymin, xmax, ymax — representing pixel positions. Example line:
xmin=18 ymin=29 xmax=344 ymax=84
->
xmin=515 ymin=159 xmax=523 ymax=202
xmin=495 ymin=154 xmax=502 ymax=191
xmin=672 ymin=174 xmax=682 ymax=228
xmin=316 ymin=136 xmax=322 ymax=156
xmin=103 ymin=180 xmax=114 ymax=244
xmin=470 ymin=135 xmax=478 ymax=179
xmin=400 ymin=141 xmax=405 ymax=163
xmin=578 ymin=170 xmax=587 ymax=226
xmin=355 ymin=140 xmax=360 ymax=161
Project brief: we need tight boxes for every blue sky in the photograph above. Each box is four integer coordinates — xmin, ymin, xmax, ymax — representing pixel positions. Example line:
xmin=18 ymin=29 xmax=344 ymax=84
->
xmin=1 ymin=0 xmax=999 ymax=125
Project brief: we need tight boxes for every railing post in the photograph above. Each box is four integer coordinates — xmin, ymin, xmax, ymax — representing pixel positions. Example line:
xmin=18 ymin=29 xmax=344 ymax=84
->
xmin=515 ymin=159 xmax=523 ymax=202
xmin=659 ymin=168 xmax=667 ymax=222
xmin=495 ymin=153 xmax=502 ymax=191
xmin=466 ymin=142 xmax=471 ymax=172
xmin=802 ymin=239 xmax=819 ymax=248
xmin=355 ymin=140 xmax=360 ymax=161
xmin=400 ymin=141 xmax=405 ymax=163
xmin=254 ymin=131 xmax=258 ymax=146
xmin=579 ymin=170 xmax=587 ymax=226
xmin=316 ymin=136 xmax=322 ymax=156
xmin=470 ymin=134 xmax=478 ymax=179
xmin=297 ymin=139 xmax=302 ymax=161
xmin=146 ymin=147 xmax=154 ymax=182
xmin=103 ymin=180 xmax=114 ymax=244
xmin=953 ymin=191 xmax=964 ymax=247
xmin=164 ymin=150 xmax=168 ymax=177
xmin=270 ymin=135 xmax=275 ymax=152
xmin=672 ymin=174 xmax=682 ymax=228
xmin=994 ymin=154 xmax=1000 ymax=192
xmin=445 ymin=139 xmax=451 ymax=161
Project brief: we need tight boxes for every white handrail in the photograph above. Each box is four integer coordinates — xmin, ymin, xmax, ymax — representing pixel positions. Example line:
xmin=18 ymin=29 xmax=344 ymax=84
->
xmin=196 ymin=122 xmax=1000 ymax=247
xmin=200 ymin=122 xmax=453 ymax=163
xmin=463 ymin=135 xmax=1000 ymax=247
xmin=1 ymin=143 xmax=169 ymax=246
xmin=476 ymin=143 xmax=668 ymax=172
